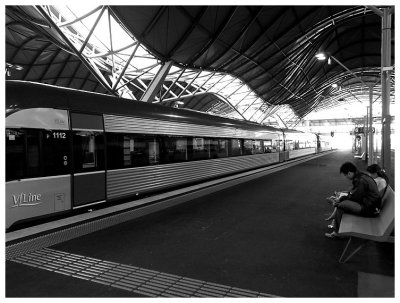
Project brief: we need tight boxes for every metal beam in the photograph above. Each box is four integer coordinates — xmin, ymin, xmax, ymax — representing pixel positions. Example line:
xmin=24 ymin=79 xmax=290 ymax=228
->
xmin=111 ymin=42 xmax=141 ymax=91
xmin=59 ymin=6 xmax=103 ymax=27
xmin=329 ymin=55 xmax=369 ymax=88
xmin=177 ymin=71 xmax=201 ymax=97
xmin=192 ymin=72 xmax=216 ymax=94
xmin=273 ymin=113 xmax=288 ymax=129
xmin=161 ymin=68 xmax=186 ymax=99
xmin=36 ymin=5 xmax=117 ymax=96
xmin=140 ymin=61 xmax=173 ymax=102
xmin=78 ymin=6 xmax=106 ymax=54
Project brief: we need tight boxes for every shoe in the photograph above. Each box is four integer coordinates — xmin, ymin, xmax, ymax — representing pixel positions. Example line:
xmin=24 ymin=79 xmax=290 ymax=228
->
xmin=327 ymin=218 xmax=336 ymax=229
xmin=325 ymin=231 xmax=339 ymax=238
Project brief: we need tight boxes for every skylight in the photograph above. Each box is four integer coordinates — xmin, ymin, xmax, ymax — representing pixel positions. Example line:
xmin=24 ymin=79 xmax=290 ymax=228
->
xmin=43 ymin=5 xmax=346 ymax=128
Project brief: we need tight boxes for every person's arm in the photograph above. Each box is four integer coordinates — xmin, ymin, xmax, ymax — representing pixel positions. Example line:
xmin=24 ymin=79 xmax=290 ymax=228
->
xmin=348 ymin=177 xmax=367 ymax=203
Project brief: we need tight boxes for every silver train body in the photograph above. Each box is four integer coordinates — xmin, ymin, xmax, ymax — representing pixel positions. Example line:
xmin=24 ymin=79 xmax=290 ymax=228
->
xmin=6 ymin=81 xmax=329 ymax=229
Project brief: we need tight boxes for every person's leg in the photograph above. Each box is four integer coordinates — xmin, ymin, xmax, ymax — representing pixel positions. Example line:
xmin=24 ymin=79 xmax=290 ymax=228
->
xmin=333 ymin=200 xmax=362 ymax=231
xmin=325 ymin=200 xmax=362 ymax=238
xmin=337 ymin=199 xmax=363 ymax=215
xmin=325 ymin=207 xmax=337 ymax=221
xmin=325 ymin=208 xmax=343 ymax=237
xmin=333 ymin=208 xmax=343 ymax=232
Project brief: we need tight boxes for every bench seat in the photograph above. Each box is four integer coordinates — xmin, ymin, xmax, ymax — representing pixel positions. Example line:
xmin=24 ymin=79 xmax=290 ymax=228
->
xmin=337 ymin=185 xmax=394 ymax=262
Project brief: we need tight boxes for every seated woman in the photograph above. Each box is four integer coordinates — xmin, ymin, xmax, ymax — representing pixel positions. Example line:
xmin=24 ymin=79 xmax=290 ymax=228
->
xmin=367 ymin=164 xmax=389 ymax=196
xmin=325 ymin=162 xmax=381 ymax=238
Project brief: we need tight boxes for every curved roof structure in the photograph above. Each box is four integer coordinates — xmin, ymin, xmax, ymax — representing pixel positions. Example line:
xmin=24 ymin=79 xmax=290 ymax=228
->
xmin=5 ymin=5 xmax=395 ymax=128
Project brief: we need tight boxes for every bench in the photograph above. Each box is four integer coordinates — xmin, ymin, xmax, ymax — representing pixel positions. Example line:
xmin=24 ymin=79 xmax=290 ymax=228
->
xmin=337 ymin=185 xmax=395 ymax=263
xmin=354 ymin=152 xmax=365 ymax=160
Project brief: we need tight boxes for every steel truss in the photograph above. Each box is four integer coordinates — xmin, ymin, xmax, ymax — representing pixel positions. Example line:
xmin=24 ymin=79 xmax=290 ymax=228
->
xmin=39 ymin=5 xmax=301 ymax=126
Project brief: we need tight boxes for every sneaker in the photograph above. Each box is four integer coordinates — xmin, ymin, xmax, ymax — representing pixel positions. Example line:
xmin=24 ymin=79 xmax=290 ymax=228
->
xmin=325 ymin=231 xmax=339 ymax=238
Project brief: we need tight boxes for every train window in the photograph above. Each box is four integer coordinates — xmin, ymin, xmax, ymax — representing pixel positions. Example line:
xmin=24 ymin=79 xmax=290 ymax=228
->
xmin=105 ymin=133 xmax=283 ymax=170
xmin=263 ymin=139 xmax=277 ymax=153
xmin=26 ymin=131 xmax=41 ymax=178
xmin=73 ymin=131 xmax=104 ymax=173
xmin=106 ymin=133 xmax=124 ymax=169
xmin=123 ymin=135 xmax=137 ymax=166
xmin=273 ymin=139 xmax=280 ymax=152
xmin=243 ymin=140 xmax=254 ymax=155
xmin=148 ymin=139 xmax=160 ymax=165
xmin=6 ymin=129 xmax=25 ymax=181
xmin=229 ymin=139 xmax=242 ymax=156
xmin=129 ymin=136 xmax=150 ymax=166
xmin=189 ymin=137 xmax=210 ymax=160
xmin=106 ymin=133 xmax=160 ymax=169
xmin=278 ymin=139 xmax=285 ymax=151
xmin=210 ymin=139 xmax=228 ymax=158
xmin=123 ymin=135 xmax=155 ymax=166
xmin=253 ymin=140 xmax=263 ymax=154
xmin=42 ymin=130 xmax=70 ymax=176
xmin=220 ymin=139 xmax=228 ymax=158
xmin=6 ymin=129 xmax=71 ymax=181
xmin=160 ymin=136 xmax=187 ymax=163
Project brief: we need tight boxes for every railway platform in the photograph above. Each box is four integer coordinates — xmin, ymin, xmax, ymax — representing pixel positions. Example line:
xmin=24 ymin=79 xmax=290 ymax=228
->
xmin=5 ymin=149 xmax=395 ymax=298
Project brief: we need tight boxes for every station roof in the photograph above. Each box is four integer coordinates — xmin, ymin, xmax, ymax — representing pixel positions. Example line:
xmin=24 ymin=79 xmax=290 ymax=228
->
xmin=5 ymin=5 xmax=395 ymax=128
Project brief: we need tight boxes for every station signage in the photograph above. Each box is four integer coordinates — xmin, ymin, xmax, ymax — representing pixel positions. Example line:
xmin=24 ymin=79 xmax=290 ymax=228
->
xmin=354 ymin=127 xmax=375 ymax=134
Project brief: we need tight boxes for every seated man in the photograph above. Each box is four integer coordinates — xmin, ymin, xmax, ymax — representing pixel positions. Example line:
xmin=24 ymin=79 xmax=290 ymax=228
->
xmin=325 ymin=162 xmax=381 ymax=238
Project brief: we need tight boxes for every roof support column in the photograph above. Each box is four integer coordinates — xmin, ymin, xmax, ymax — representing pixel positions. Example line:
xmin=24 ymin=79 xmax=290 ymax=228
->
xmin=140 ymin=61 xmax=173 ymax=102
xmin=368 ymin=6 xmax=393 ymax=176
xmin=380 ymin=7 xmax=393 ymax=178
xmin=368 ymin=86 xmax=374 ymax=165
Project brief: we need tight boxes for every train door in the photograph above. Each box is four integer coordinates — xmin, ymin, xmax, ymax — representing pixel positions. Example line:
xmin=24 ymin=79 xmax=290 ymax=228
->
xmin=70 ymin=112 xmax=106 ymax=208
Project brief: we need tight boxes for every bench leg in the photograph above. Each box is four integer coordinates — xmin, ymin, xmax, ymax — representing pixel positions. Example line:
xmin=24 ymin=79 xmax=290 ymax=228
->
xmin=339 ymin=237 xmax=368 ymax=263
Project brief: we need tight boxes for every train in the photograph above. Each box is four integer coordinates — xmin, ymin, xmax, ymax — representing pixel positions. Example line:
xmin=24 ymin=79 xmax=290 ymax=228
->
xmin=5 ymin=80 xmax=331 ymax=230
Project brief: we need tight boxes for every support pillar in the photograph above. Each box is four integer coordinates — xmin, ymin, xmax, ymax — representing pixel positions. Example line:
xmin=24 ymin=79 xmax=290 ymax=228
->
xmin=364 ymin=112 xmax=368 ymax=162
xmin=140 ymin=61 xmax=173 ymax=102
xmin=380 ymin=7 xmax=393 ymax=176
xmin=368 ymin=86 xmax=374 ymax=165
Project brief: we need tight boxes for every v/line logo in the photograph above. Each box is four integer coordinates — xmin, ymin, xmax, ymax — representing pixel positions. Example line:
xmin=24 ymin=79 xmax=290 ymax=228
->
xmin=11 ymin=193 xmax=42 ymax=207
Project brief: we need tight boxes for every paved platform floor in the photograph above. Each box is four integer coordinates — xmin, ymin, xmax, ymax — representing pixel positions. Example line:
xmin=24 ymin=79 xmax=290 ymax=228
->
xmin=6 ymin=149 xmax=395 ymax=297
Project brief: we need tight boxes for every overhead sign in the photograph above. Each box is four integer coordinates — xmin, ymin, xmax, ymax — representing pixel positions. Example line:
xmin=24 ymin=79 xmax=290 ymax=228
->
xmin=354 ymin=127 xmax=375 ymax=134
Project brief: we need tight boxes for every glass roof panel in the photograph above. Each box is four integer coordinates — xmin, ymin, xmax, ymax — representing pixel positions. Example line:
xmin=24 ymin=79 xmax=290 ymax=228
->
xmin=46 ymin=5 xmax=283 ymax=124
xmin=38 ymin=5 xmax=393 ymax=129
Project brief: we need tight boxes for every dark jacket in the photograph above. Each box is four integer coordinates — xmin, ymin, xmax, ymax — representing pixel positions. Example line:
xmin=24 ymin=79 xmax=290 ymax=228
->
xmin=349 ymin=172 xmax=381 ymax=214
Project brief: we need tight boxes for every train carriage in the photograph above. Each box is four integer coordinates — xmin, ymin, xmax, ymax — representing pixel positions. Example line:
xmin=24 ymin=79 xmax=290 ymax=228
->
xmin=283 ymin=129 xmax=318 ymax=160
xmin=7 ymin=81 xmax=300 ymax=229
